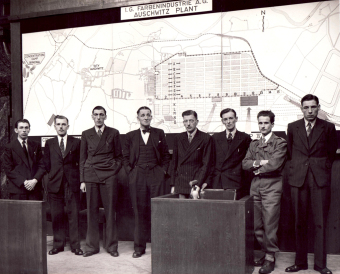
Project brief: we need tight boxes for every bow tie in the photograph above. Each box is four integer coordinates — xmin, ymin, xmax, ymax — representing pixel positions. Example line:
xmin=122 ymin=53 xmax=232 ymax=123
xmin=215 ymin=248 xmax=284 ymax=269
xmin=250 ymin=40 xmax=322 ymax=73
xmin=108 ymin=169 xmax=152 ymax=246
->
xmin=142 ymin=128 xmax=151 ymax=134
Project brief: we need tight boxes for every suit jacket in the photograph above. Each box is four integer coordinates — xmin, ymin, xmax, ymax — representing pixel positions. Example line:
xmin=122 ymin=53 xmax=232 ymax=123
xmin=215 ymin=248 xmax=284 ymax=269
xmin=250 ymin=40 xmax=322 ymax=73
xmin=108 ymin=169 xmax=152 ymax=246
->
xmin=170 ymin=129 xmax=213 ymax=194
xmin=287 ymin=118 xmax=337 ymax=187
xmin=79 ymin=126 xmax=122 ymax=183
xmin=44 ymin=136 xmax=81 ymax=193
xmin=2 ymin=139 xmax=45 ymax=194
xmin=211 ymin=130 xmax=251 ymax=189
xmin=122 ymin=127 xmax=170 ymax=174
xmin=242 ymin=133 xmax=287 ymax=177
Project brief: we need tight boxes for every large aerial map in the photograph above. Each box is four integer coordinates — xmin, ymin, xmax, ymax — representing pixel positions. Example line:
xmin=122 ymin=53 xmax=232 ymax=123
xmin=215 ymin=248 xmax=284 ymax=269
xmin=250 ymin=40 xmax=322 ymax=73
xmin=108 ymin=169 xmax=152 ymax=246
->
xmin=22 ymin=1 xmax=340 ymax=136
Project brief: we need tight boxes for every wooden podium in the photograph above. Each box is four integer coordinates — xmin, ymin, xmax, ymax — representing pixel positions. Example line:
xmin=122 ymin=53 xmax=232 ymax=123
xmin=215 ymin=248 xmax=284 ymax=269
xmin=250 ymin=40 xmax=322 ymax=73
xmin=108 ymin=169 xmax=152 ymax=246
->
xmin=0 ymin=200 xmax=47 ymax=274
xmin=151 ymin=192 xmax=254 ymax=274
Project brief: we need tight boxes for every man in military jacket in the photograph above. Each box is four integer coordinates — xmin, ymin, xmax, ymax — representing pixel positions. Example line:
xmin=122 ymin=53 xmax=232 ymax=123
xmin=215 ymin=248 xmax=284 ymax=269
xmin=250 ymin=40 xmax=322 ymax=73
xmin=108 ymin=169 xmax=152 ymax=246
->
xmin=242 ymin=110 xmax=287 ymax=274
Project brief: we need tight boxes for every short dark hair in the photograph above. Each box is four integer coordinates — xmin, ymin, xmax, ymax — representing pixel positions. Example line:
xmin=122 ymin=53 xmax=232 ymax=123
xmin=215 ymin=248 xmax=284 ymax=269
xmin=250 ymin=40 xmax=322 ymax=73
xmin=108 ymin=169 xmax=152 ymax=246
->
xmin=220 ymin=108 xmax=237 ymax=118
xmin=182 ymin=110 xmax=198 ymax=119
xmin=301 ymin=94 xmax=319 ymax=106
xmin=137 ymin=106 xmax=152 ymax=115
xmin=257 ymin=110 xmax=275 ymax=123
xmin=92 ymin=106 xmax=106 ymax=115
xmin=15 ymin=119 xmax=30 ymax=129
xmin=54 ymin=115 xmax=69 ymax=124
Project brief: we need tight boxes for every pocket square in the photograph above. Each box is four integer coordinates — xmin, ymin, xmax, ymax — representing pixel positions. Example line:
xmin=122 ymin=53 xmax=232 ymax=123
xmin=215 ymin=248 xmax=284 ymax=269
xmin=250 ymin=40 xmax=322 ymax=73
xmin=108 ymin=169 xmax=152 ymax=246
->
xmin=197 ymin=147 xmax=201 ymax=150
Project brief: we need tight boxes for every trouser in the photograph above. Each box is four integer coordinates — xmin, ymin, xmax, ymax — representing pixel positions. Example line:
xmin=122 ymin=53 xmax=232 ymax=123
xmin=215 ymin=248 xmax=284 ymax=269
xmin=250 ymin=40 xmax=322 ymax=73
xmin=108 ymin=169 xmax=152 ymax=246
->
xmin=85 ymin=175 xmax=118 ymax=252
xmin=49 ymin=180 xmax=80 ymax=250
xmin=291 ymin=170 xmax=331 ymax=268
xmin=129 ymin=165 xmax=165 ymax=252
xmin=250 ymin=176 xmax=282 ymax=256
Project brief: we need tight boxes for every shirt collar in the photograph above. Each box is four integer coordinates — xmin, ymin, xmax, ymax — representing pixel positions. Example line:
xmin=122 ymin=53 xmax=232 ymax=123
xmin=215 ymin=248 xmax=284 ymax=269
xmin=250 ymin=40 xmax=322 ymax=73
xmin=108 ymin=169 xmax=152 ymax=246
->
xmin=140 ymin=127 xmax=151 ymax=134
xmin=95 ymin=124 xmax=105 ymax=133
xmin=17 ymin=136 xmax=27 ymax=144
xmin=226 ymin=128 xmax=237 ymax=138
xmin=262 ymin=131 xmax=273 ymax=143
xmin=187 ymin=128 xmax=198 ymax=138
xmin=304 ymin=118 xmax=316 ymax=128
xmin=57 ymin=134 xmax=67 ymax=143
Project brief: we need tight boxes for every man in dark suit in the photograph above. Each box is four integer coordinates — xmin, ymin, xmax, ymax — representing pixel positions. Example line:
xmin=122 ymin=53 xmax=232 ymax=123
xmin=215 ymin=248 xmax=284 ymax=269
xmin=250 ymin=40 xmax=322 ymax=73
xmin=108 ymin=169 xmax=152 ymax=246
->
xmin=170 ymin=110 xmax=213 ymax=198
xmin=3 ymin=119 xmax=45 ymax=200
xmin=211 ymin=108 xmax=251 ymax=199
xmin=123 ymin=106 xmax=170 ymax=258
xmin=43 ymin=115 xmax=83 ymax=256
xmin=242 ymin=110 xmax=287 ymax=274
xmin=80 ymin=106 xmax=122 ymax=257
xmin=285 ymin=94 xmax=337 ymax=274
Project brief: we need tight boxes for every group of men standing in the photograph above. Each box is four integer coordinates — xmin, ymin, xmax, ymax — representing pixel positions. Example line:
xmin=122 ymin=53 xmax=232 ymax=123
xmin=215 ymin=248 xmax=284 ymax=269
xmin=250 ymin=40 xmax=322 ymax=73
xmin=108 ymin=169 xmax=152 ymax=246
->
xmin=2 ymin=94 xmax=337 ymax=274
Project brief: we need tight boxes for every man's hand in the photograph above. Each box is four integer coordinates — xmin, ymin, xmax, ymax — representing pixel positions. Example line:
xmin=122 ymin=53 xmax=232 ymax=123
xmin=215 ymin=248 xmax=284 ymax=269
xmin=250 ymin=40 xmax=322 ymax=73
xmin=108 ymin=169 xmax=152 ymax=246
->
xmin=171 ymin=186 xmax=175 ymax=194
xmin=80 ymin=182 xmax=86 ymax=193
xmin=189 ymin=180 xmax=198 ymax=187
xmin=260 ymin=160 xmax=269 ymax=166
xmin=24 ymin=179 xmax=38 ymax=191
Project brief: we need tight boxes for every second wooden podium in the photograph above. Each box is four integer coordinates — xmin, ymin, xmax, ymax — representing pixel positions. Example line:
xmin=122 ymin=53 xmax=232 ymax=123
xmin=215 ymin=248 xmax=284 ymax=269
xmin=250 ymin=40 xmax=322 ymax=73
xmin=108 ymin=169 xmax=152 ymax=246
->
xmin=151 ymin=192 xmax=254 ymax=274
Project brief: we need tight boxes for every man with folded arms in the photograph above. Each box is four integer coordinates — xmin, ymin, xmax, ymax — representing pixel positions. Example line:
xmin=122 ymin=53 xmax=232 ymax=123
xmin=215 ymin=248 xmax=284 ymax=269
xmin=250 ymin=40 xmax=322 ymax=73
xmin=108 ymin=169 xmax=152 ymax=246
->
xmin=44 ymin=115 xmax=83 ymax=256
xmin=242 ymin=110 xmax=287 ymax=274
xmin=285 ymin=94 xmax=337 ymax=274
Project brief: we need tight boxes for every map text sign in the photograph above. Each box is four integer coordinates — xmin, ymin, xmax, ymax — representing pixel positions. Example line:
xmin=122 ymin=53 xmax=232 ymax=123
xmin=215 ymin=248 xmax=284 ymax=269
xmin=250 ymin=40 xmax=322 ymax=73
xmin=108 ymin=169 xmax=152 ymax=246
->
xmin=121 ymin=0 xmax=212 ymax=20
xmin=24 ymin=52 xmax=45 ymax=65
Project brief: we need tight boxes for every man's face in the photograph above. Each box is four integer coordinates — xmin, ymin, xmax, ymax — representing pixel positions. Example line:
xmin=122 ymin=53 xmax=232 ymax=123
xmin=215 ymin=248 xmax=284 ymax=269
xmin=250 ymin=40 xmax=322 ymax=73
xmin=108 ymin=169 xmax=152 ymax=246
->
xmin=137 ymin=109 xmax=152 ymax=128
xmin=15 ymin=122 xmax=30 ymax=140
xmin=301 ymin=99 xmax=319 ymax=122
xmin=221 ymin=111 xmax=238 ymax=132
xmin=258 ymin=116 xmax=274 ymax=136
xmin=183 ymin=114 xmax=198 ymax=134
xmin=54 ymin=118 xmax=69 ymax=137
xmin=92 ymin=109 xmax=107 ymax=127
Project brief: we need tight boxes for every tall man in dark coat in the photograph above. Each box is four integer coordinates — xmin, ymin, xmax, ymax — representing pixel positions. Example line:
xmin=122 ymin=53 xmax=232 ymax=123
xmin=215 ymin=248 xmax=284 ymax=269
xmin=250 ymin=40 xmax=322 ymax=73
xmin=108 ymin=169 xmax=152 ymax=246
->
xmin=242 ymin=110 xmax=287 ymax=274
xmin=170 ymin=110 xmax=213 ymax=198
xmin=3 ymin=119 xmax=45 ymax=200
xmin=211 ymin=108 xmax=251 ymax=199
xmin=80 ymin=106 xmax=122 ymax=257
xmin=123 ymin=106 xmax=170 ymax=258
xmin=285 ymin=94 xmax=337 ymax=274
xmin=44 ymin=115 xmax=83 ymax=256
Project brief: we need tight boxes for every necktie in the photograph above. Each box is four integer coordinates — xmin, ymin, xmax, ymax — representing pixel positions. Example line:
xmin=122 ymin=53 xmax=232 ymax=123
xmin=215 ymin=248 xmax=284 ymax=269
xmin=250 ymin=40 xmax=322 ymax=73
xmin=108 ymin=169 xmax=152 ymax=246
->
xmin=142 ymin=128 xmax=151 ymax=134
xmin=227 ymin=132 xmax=233 ymax=143
xmin=306 ymin=122 xmax=312 ymax=137
xmin=188 ymin=134 xmax=193 ymax=143
xmin=22 ymin=140 xmax=29 ymax=159
xmin=98 ymin=129 xmax=102 ymax=138
xmin=60 ymin=137 xmax=65 ymax=157
xmin=260 ymin=137 xmax=265 ymax=145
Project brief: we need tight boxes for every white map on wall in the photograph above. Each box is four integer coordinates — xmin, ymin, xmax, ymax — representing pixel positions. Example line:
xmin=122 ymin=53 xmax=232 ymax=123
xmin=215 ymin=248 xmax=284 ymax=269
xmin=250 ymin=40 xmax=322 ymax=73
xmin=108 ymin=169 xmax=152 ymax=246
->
xmin=22 ymin=1 xmax=340 ymax=136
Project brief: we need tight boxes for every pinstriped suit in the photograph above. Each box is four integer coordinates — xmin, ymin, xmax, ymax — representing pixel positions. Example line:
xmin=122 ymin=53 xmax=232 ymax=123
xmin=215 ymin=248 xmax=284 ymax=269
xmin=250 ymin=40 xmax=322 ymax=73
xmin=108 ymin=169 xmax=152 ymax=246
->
xmin=170 ymin=129 xmax=213 ymax=195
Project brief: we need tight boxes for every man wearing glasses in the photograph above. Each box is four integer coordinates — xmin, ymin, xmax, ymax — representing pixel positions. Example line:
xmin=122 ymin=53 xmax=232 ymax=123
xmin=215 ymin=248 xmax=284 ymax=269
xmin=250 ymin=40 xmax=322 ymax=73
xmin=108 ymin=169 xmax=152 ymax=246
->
xmin=170 ymin=110 xmax=213 ymax=199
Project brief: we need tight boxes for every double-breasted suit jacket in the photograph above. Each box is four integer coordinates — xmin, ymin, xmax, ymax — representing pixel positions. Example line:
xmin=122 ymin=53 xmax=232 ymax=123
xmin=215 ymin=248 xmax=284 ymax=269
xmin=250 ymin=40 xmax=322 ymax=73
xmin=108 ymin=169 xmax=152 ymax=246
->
xmin=211 ymin=130 xmax=251 ymax=190
xmin=80 ymin=126 xmax=122 ymax=183
xmin=44 ymin=136 xmax=81 ymax=193
xmin=3 ymin=139 xmax=45 ymax=197
xmin=170 ymin=129 xmax=213 ymax=195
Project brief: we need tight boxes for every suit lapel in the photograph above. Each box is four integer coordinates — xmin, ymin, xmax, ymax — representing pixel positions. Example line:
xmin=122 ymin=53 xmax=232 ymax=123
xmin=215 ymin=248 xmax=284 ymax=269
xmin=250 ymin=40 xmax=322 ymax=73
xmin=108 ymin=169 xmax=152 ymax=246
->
xmin=93 ymin=126 xmax=109 ymax=155
xmin=215 ymin=131 xmax=228 ymax=157
xmin=64 ymin=136 xmax=73 ymax=157
xmin=296 ymin=119 xmax=309 ymax=151
xmin=13 ymin=139 xmax=30 ymax=168
xmin=309 ymin=118 xmax=324 ymax=150
xmin=179 ymin=130 xmax=203 ymax=165
xmin=150 ymin=127 xmax=160 ymax=161
xmin=133 ymin=129 xmax=141 ymax=160
xmin=225 ymin=131 xmax=242 ymax=160
xmin=27 ymin=140 xmax=36 ymax=169
xmin=52 ymin=137 xmax=63 ymax=158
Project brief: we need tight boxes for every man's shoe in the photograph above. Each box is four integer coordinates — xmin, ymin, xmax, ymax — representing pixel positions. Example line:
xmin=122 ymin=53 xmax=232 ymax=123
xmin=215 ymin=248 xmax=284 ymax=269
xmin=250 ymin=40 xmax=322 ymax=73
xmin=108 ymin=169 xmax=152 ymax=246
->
xmin=285 ymin=264 xmax=308 ymax=272
xmin=83 ymin=250 xmax=99 ymax=257
xmin=259 ymin=259 xmax=275 ymax=274
xmin=110 ymin=251 xmax=119 ymax=257
xmin=48 ymin=248 xmax=64 ymax=255
xmin=314 ymin=265 xmax=332 ymax=274
xmin=132 ymin=251 xmax=145 ymax=258
xmin=71 ymin=248 xmax=84 ymax=255
xmin=254 ymin=256 xmax=266 ymax=266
